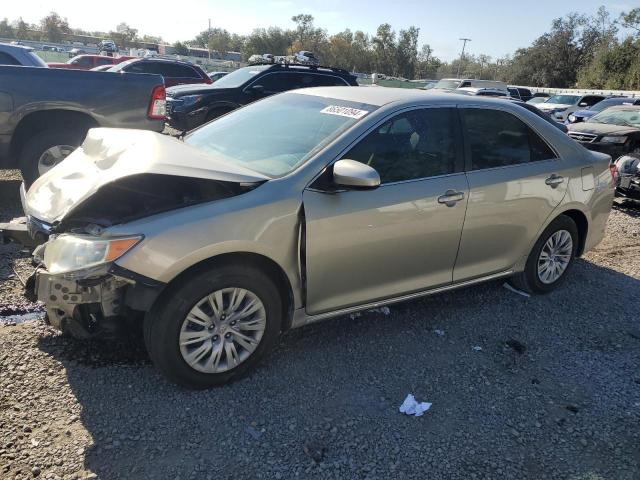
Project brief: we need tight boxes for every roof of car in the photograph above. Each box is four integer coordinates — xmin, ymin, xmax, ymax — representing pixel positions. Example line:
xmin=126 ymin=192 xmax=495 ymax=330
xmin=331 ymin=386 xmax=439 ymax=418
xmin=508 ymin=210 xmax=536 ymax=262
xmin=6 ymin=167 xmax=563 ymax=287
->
xmin=0 ymin=42 xmax=34 ymax=53
xmin=599 ymin=104 xmax=640 ymax=111
xmin=295 ymin=86 xmax=519 ymax=107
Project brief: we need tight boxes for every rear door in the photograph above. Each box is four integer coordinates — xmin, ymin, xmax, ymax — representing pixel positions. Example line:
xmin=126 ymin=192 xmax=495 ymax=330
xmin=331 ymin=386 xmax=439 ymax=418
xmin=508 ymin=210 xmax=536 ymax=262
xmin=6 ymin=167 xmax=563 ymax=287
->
xmin=303 ymin=107 xmax=469 ymax=314
xmin=453 ymin=107 xmax=568 ymax=281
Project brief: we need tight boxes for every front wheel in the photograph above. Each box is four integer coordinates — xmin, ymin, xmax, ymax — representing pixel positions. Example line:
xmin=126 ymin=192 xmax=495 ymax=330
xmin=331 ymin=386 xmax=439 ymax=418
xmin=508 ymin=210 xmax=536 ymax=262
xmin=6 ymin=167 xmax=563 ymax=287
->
xmin=509 ymin=215 xmax=578 ymax=294
xmin=145 ymin=265 xmax=282 ymax=388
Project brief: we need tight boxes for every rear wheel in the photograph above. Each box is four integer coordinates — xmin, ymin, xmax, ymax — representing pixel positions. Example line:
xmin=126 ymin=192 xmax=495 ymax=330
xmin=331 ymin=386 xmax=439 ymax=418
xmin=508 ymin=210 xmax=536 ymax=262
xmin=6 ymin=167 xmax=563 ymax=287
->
xmin=509 ymin=215 xmax=578 ymax=294
xmin=145 ymin=264 xmax=282 ymax=388
xmin=19 ymin=129 xmax=85 ymax=187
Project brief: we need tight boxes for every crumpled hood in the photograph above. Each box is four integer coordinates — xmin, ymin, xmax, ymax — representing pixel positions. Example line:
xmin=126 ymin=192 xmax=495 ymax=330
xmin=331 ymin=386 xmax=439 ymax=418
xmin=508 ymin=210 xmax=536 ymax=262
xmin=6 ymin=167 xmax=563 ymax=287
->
xmin=25 ymin=128 xmax=268 ymax=224
xmin=569 ymin=122 xmax=639 ymax=136
xmin=538 ymin=102 xmax=573 ymax=111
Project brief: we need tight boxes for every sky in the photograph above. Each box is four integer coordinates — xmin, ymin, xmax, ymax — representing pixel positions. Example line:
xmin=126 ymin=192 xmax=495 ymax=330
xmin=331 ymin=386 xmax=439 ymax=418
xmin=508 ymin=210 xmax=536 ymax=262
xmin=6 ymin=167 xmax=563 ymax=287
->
xmin=4 ymin=0 xmax=636 ymax=61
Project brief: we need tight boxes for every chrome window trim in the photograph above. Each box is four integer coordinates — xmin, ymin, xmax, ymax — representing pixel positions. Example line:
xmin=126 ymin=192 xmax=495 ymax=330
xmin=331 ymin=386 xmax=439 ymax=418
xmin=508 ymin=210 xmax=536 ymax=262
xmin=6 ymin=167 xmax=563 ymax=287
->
xmin=244 ymin=71 xmax=350 ymax=93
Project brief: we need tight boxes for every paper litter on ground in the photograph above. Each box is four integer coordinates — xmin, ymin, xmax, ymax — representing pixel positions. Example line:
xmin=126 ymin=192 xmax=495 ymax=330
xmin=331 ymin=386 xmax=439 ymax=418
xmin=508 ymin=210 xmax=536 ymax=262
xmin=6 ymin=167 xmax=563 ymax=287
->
xmin=399 ymin=394 xmax=432 ymax=417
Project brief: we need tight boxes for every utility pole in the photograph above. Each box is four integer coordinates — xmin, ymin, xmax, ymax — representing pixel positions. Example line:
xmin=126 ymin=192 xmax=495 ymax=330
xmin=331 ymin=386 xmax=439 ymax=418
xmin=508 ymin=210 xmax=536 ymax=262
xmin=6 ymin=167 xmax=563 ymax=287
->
xmin=208 ymin=18 xmax=211 ymax=60
xmin=456 ymin=38 xmax=471 ymax=78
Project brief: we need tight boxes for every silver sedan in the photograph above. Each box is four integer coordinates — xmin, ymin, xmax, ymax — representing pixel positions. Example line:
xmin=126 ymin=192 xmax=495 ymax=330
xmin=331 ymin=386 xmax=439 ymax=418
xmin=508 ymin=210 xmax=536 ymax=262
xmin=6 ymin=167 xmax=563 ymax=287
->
xmin=25 ymin=87 xmax=615 ymax=388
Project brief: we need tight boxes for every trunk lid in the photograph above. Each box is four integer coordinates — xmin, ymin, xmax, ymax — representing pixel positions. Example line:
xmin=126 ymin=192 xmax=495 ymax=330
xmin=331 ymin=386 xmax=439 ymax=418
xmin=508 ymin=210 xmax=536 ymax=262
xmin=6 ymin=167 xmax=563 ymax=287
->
xmin=25 ymin=128 xmax=268 ymax=223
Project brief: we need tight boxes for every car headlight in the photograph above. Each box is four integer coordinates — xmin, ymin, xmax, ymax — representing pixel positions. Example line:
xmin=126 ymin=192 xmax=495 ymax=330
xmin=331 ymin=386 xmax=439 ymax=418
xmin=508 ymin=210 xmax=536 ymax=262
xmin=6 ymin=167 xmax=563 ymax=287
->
xmin=600 ymin=136 xmax=627 ymax=144
xmin=181 ymin=95 xmax=204 ymax=106
xmin=568 ymin=115 xmax=576 ymax=123
xmin=43 ymin=235 xmax=142 ymax=275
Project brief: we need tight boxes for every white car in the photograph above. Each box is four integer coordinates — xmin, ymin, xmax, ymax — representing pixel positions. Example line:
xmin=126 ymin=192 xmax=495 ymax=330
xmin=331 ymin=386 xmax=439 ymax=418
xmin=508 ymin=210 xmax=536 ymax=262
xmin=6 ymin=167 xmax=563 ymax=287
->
xmin=536 ymin=94 xmax=606 ymax=122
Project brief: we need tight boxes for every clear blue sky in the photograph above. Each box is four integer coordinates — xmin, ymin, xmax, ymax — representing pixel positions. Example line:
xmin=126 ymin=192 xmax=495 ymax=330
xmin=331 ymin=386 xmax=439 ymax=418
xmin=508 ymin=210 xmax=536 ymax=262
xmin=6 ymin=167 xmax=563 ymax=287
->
xmin=6 ymin=0 xmax=636 ymax=60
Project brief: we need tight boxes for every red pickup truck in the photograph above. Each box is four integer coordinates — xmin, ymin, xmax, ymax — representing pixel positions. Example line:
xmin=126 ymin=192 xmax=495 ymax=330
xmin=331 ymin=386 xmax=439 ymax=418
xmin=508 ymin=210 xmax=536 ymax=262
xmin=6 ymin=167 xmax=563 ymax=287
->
xmin=48 ymin=54 xmax=135 ymax=70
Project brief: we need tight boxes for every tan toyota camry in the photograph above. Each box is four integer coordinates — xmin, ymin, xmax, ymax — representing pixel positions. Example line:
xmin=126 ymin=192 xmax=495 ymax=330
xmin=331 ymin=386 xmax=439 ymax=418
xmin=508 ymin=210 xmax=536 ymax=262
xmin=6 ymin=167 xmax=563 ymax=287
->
xmin=21 ymin=87 xmax=614 ymax=388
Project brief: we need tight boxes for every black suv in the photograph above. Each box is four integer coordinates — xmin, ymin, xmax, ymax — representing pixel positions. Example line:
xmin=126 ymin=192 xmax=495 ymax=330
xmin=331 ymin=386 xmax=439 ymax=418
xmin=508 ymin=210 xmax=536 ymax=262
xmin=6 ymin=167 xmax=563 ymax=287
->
xmin=166 ymin=63 xmax=358 ymax=131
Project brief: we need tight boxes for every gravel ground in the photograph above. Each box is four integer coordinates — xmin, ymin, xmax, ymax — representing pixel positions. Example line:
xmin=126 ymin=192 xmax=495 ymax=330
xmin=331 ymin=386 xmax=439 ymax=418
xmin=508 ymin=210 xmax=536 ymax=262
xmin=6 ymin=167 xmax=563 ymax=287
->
xmin=1 ymin=170 xmax=639 ymax=480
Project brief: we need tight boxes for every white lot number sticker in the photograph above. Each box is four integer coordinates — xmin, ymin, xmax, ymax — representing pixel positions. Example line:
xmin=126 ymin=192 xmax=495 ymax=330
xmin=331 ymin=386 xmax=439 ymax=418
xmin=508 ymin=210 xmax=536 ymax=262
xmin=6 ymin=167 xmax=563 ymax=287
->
xmin=321 ymin=105 xmax=369 ymax=119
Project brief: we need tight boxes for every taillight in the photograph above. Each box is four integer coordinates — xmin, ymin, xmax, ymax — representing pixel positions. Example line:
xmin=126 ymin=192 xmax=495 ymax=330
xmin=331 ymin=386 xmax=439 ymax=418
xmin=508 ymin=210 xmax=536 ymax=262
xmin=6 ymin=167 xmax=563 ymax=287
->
xmin=148 ymin=85 xmax=166 ymax=120
xmin=609 ymin=162 xmax=619 ymax=184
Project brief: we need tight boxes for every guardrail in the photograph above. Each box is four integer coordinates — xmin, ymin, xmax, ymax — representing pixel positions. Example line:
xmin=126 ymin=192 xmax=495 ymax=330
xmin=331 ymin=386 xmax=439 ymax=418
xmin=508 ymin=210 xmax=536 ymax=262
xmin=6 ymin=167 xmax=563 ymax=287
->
xmin=513 ymin=85 xmax=640 ymax=98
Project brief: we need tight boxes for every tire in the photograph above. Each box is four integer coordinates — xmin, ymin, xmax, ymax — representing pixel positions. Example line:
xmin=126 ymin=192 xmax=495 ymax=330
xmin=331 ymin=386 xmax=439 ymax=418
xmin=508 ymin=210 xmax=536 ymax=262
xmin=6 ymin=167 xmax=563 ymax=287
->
xmin=144 ymin=264 xmax=282 ymax=389
xmin=19 ymin=129 xmax=85 ymax=188
xmin=509 ymin=215 xmax=579 ymax=294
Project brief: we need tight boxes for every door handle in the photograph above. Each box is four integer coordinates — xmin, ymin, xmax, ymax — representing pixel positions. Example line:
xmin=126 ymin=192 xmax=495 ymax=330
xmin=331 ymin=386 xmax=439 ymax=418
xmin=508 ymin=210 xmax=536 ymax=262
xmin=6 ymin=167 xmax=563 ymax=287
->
xmin=545 ymin=174 xmax=565 ymax=188
xmin=437 ymin=190 xmax=465 ymax=207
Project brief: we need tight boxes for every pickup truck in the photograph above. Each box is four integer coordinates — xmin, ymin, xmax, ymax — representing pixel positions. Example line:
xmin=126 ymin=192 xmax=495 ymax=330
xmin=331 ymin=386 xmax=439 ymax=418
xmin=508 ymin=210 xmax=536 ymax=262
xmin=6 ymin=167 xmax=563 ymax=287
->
xmin=48 ymin=54 xmax=134 ymax=70
xmin=0 ymin=65 xmax=166 ymax=186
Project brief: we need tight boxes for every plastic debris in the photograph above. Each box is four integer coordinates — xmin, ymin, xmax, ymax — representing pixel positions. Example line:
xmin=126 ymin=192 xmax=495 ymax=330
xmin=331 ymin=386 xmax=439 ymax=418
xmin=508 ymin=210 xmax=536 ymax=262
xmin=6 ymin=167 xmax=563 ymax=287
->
xmin=502 ymin=283 xmax=530 ymax=298
xmin=399 ymin=394 xmax=432 ymax=417
xmin=433 ymin=329 xmax=445 ymax=337
xmin=472 ymin=345 xmax=483 ymax=352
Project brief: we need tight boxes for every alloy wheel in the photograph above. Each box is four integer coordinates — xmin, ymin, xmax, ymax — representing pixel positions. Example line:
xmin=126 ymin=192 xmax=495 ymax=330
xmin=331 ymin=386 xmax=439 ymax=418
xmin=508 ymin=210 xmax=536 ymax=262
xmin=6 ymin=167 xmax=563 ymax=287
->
xmin=537 ymin=229 xmax=573 ymax=284
xmin=179 ymin=287 xmax=266 ymax=373
xmin=37 ymin=145 xmax=75 ymax=176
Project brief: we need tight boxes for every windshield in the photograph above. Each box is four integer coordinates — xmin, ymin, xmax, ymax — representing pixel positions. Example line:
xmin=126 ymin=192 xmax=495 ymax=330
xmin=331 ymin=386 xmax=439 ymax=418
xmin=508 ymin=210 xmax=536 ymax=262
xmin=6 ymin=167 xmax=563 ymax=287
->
xmin=588 ymin=108 xmax=640 ymax=127
xmin=546 ymin=95 xmax=580 ymax=105
xmin=433 ymin=79 xmax=460 ymax=90
xmin=209 ymin=65 xmax=271 ymax=88
xmin=591 ymin=98 xmax=631 ymax=113
xmin=185 ymin=93 xmax=376 ymax=177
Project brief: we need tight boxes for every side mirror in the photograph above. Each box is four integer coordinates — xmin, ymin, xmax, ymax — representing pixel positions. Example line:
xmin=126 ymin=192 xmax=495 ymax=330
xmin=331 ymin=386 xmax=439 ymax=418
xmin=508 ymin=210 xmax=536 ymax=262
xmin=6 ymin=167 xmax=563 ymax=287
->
xmin=578 ymin=102 xmax=588 ymax=107
xmin=333 ymin=159 xmax=380 ymax=189
xmin=248 ymin=84 xmax=264 ymax=94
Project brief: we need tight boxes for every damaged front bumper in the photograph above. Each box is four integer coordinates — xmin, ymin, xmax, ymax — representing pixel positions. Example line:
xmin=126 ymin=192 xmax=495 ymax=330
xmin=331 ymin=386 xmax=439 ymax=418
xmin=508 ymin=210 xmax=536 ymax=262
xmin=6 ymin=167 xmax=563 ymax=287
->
xmin=34 ymin=263 xmax=165 ymax=339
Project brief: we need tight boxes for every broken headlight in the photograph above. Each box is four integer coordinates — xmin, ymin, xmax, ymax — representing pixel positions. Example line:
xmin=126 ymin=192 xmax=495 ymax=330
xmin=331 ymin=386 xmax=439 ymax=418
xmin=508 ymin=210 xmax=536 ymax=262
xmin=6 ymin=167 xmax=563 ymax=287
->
xmin=43 ymin=235 xmax=142 ymax=274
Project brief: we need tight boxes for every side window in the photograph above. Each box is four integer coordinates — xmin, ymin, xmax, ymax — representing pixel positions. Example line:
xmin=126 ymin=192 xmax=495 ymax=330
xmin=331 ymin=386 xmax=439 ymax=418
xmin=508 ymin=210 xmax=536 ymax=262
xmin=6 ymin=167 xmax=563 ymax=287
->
xmin=459 ymin=81 xmax=471 ymax=88
xmin=73 ymin=57 xmax=93 ymax=67
xmin=160 ymin=63 xmax=200 ymax=78
xmin=254 ymin=73 xmax=297 ymax=93
xmin=581 ymin=96 xmax=604 ymax=107
xmin=342 ymin=108 xmax=459 ymax=184
xmin=462 ymin=108 xmax=556 ymax=170
xmin=95 ymin=57 xmax=113 ymax=66
xmin=508 ymin=87 xmax=519 ymax=97
xmin=307 ymin=74 xmax=349 ymax=87
xmin=0 ymin=52 xmax=20 ymax=65
xmin=125 ymin=62 xmax=150 ymax=73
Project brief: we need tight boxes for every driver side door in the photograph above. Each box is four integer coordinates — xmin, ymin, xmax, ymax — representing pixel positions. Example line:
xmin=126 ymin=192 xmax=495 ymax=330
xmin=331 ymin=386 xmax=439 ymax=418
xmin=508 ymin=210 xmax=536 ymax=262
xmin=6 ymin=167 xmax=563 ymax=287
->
xmin=302 ymin=107 xmax=469 ymax=315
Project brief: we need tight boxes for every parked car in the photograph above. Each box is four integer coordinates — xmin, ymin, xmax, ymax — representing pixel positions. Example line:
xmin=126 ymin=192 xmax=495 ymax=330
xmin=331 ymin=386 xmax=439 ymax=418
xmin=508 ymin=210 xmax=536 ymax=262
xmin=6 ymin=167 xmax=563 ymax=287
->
xmin=456 ymin=87 xmax=508 ymax=97
xmin=503 ymin=98 xmax=568 ymax=133
xmin=567 ymin=97 xmax=640 ymax=124
xmin=98 ymin=39 xmax=117 ymax=54
xmin=207 ymin=71 xmax=228 ymax=82
xmin=532 ymin=92 xmax=550 ymax=98
xmin=0 ymin=65 xmax=165 ymax=188
xmin=527 ymin=97 xmax=549 ymax=105
xmin=568 ymin=105 xmax=640 ymax=160
xmin=90 ymin=64 xmax=115 ymax=72
xmin=42 ymin=45 xmax=61 ymax=52
xmin=106 ymin=58 xmax=211 ymax=88
xmin=432 ymin=78 xmax=508 ymax=94
xmin=165 ymin=63 xmax=358 ymax=131
xmin=612 ymin=154 xmax=640 ymax=200
xmin=48 ymin=54 xmax=133 ymax=70
xmin=0 ymin=42 xmax=48 ymax=67
xmin=507 ymin=87 xmax=533 ymax=102
xmin=68 ymin=47 xmax=86 ymax=57
xmin=13 ymin=88 xmax=614 ymax=388
xmin=536 ymin=94 xmax=606 ymax=122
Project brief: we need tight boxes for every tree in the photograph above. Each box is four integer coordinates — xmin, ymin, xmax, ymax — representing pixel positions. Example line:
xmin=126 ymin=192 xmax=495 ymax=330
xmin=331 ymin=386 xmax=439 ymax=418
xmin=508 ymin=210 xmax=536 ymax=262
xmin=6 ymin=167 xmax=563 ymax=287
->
xmin=13 ymin=18 xmax=30 ymax=40
xmin=0 ymin=18 xmax=14 ymax=38
xmin=395 ymin=26 xmax=419 ymax=78
xmin=172 ymin=41 xmax=189 ymax=56
xmin=373 ymin=23 xmax=396 ymax=75
xmin=40 ymin=12 xmax=70 ymax=42
xmin=620 ymin=8 xmax=640 ymax=34
xmin=291 ymin=14 xmax=314 ymax=48
xmin=208 ymin=28 xmax=231 ymax=57
xmin=110 ymin=22 xmax=138 ymax=49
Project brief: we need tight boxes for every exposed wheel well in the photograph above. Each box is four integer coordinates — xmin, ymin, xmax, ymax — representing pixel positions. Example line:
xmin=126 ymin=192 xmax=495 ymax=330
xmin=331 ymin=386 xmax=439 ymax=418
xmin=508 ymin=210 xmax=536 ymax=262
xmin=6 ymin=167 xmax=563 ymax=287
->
xmin=9 ymin=110 xmax=98 ymax=166
xmin=159 ymin=252 xmax=294 ymax=330
xmin=559 ymin=209 xmax=588 ymax=257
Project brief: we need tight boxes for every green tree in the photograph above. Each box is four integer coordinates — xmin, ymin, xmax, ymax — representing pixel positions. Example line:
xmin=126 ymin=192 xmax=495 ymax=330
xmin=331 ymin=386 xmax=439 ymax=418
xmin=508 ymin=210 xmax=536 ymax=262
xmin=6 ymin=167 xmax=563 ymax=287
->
xmin=395 ymin=26 xmax=420 ymax=78
xmin=373 ymin=23 xmax=396 ymax=75
xmin=13 ymin=18 xmax=30 ymax=40
xmin=291 ymin=13 xmax=314 ymax=49
xmin=110 ymin=22 xmax=138 ymax=49
xmin=40 ymin=12 xmax=70 ymax=42
xmin=172 ymin=41 xmax=190 ymax=56
xmin=620 ymin=8 xmax=640 ymax=34
xmin=0 ymin=18 xmax=14 ymax=38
